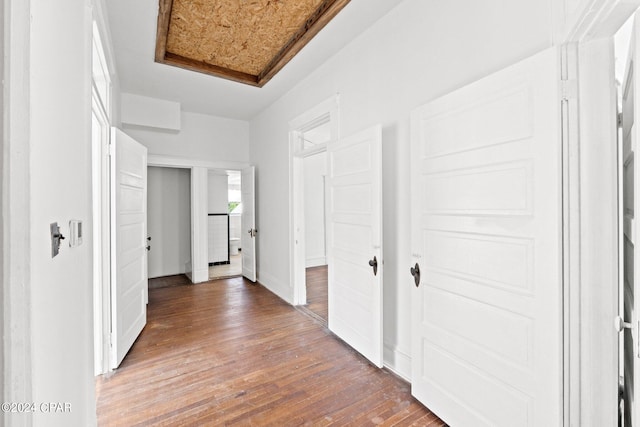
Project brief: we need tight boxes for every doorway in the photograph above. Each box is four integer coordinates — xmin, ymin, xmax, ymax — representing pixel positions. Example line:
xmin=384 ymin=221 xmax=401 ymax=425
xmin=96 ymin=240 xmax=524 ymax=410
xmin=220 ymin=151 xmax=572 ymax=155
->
xmin=208 ymin=169 xmax=243 ymax=280
xmin=289 ymin=95 xmax=339 ymax=314
xmin=147 ymin=166 xmax=192 ymax=287
xmin=564 ymin=2 xmax=640 ymax=424
xmin=290 ymin=98 xmax=337 ymax=320
xmin=616 ymin=13 xmax=636 ymax=426
xmin=302 ymin=151 xmax=328 ymax=322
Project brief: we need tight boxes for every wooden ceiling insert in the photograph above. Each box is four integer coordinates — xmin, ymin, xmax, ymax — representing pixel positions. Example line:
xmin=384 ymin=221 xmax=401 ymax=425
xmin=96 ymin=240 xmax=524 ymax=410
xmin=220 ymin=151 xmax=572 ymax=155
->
xmin=155 ymin=0 xmax=351 ymax=87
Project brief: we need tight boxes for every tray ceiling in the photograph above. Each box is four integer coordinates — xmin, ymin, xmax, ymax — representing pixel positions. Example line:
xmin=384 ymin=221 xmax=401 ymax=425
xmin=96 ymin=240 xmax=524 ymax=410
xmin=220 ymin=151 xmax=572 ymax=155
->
xmin=155 ymin=0 xmax=351 ymax=87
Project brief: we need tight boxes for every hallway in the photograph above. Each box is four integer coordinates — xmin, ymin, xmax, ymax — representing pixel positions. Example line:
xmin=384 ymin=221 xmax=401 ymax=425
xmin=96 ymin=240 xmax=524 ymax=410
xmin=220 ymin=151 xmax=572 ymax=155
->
xmin=96 ymin=277 xmax=443 ymax=426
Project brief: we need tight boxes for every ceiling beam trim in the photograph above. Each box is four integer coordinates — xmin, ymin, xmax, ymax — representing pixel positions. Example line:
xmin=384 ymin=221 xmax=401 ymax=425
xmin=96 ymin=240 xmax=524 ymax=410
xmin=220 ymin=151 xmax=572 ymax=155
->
xmin=154 ymin=0 xmax=351 ymax=87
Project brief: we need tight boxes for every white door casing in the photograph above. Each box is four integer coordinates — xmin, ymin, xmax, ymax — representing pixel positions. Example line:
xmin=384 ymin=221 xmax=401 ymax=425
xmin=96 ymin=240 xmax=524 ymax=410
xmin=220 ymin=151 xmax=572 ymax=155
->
xmin=242 ymin=166 xmax=257 ymax=282
xmin=410 ymin=48 xmax=562 ymax=426
xmin=110 ymin=128 xmax=148 ymax=369
xmin=622 ymin=13 xmax=640 ymax=427
xmin=327 ymin=124 xmax=383 ymax=367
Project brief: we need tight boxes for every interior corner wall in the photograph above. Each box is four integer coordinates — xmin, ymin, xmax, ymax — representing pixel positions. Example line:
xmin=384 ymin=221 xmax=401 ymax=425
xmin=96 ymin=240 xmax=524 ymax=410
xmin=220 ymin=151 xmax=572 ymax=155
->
xmin=123 ymin=109 xmax=250 ymax=164
xmin=207 ymin=172 xmax=229 ymax=213
xmin=147 ymin=167 xmax=192 ymax=278
xmin=249 ymin=0 xmax=553 ymax=378
xmin=29 ymin=0 xmax=96 ymax=425
xmin=303 ymin=152 xmax=327 ymax=267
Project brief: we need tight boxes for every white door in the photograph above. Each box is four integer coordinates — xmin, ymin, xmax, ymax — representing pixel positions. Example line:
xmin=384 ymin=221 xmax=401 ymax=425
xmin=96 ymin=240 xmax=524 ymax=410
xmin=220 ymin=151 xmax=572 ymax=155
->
xmin=241 ymin=166 xmax=257 ymax=282
xmin=327 ymin=125 xmax=383 ymax=367
xmin=622 ymin=14 xmax=640 ymax=427
xmin=410 ymin=48 xmax=562 ymax=426
xmin=110 ymin=128 xmax=148 ymax=369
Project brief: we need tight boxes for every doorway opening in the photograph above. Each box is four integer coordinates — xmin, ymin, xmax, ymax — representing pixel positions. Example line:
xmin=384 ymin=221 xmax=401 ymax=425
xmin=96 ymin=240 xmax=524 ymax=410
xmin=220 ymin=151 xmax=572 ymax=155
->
xmin=615 ymin=13 xmax=635 ymax=426
xmin=92 ymin=20 xmax=113 ymax=376
xmin=208 ymin=170 xmax=243 ymax=280
xmin=302 ymin=151 xmax=328 ymax=322
xmin=290 ymin=96 xmax=339 ymax=323
xmin=568 ymin=3 xmax=640 ymax=424
xmin=147 ymin=166 xmax=192 ymax=288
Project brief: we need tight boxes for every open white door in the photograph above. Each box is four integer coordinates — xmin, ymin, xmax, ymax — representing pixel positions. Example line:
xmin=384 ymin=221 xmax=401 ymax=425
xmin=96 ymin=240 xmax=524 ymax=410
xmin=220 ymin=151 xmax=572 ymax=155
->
xmin=327 ymin=125 xmax=383 ymax=367
xmin=410 ymin=47 xmax=562 ymax=426
xmin=110 ymin=128 xmax=148 ymax=369
xmin=241 ymin=166 xmax=257 ymax=282
xmin=621 ymin=13 xmax=640 ymax=427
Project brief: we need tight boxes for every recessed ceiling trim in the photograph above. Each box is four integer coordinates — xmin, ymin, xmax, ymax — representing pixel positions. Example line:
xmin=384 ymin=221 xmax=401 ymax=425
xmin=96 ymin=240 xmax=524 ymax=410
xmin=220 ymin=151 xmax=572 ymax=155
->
xmin=164 ymin=52 xmax=260 ymax=86
xmin=154 ymin=0 xmax=351 ymax=88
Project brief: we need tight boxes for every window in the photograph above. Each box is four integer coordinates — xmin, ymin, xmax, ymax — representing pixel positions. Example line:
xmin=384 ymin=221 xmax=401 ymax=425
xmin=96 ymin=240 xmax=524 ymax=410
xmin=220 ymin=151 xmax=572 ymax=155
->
xmin=289 ymin=95 xmax=340 ymax=155
xmin=92 ymin=22 xmax=111 ymax=120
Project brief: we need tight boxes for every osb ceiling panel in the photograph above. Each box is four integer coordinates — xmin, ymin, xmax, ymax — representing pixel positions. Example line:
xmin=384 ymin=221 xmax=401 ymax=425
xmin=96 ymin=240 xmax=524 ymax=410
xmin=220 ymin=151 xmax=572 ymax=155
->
xmin=155 ymin=0 xmax=351 ymax=87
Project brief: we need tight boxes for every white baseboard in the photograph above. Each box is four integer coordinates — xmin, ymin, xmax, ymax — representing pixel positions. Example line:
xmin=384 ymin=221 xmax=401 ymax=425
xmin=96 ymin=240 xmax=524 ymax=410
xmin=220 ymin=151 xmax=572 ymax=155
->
xmin=383 ymin=343 xmax=411 ymax=382
xmin=305 ymin=257 xmax=327 ymax=268
xmin=257 ymin=271 xmax=294 ymax=305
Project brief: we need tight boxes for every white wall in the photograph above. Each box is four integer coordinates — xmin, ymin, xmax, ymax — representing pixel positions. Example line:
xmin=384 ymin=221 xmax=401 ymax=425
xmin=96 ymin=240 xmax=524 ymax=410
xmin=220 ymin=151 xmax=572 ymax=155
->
xmin=249 ymin=0 xmax=553 ymax=378
xmin=121 ymin=93 xmax=181 ymax=131
xmin=147 ymin=167 xmax=191 ymax=278
xmin=303 ymin=152 xmax=327 ymax=267
xmin=124 ymin=108 xmax=250 ymax=164
xmin=0 ymin=0 xmax=5 ymax=415
xmin=207 ymin=172 xmax=229 ymax=213
xmin=29 ymin=0 xmax=96 ymax=424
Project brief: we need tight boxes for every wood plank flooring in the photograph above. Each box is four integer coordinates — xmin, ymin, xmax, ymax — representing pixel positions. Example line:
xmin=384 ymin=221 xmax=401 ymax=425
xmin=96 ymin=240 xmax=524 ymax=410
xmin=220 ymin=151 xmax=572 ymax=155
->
xmin=148 ymin=273 xmax=191 ymax=290
xmin=96 ymin=277 xmax=444 ymax=426
xmin=305 ymin=265 xmax=328 ymax=323
xmin=209 ymin=254 xmax=242 ymax=280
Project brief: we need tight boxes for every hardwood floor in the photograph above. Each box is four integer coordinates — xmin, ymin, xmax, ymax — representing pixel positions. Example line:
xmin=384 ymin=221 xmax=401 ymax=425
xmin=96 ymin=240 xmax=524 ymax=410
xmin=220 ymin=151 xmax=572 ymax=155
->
xmin=305 ymin=265 xmax=328 ymax=323
xmin=96 ymin=277 xmax=444 ymax=426
xmin=209 ymin=254 xmax=242 ymax=280
xmin=148 ymin=274 xmax=191 ymax=290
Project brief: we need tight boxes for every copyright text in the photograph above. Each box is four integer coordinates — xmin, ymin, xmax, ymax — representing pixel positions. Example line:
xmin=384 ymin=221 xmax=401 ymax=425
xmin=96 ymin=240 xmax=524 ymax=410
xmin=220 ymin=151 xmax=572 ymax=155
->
xmin=1 ymin=402 xmax=71 ymax=413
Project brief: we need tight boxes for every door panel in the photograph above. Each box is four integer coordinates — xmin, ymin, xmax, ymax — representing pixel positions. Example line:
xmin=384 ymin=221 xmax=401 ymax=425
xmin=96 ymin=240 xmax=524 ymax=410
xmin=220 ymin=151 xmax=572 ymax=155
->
xmin=327 ymin=125 xmax=383 ymax=367
xmin=110 ymin=128 xmax=148 ymax=369
xmin=241 ymin=166 xmax=257 ymax=282
xmin=410 ymin=47 xmax=562 ymax=426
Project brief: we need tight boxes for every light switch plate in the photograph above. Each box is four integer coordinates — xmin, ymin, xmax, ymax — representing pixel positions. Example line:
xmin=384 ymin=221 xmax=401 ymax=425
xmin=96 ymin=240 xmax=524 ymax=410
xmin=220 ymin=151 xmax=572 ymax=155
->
xmin=50 ymin=222 xmax=62 ymax=258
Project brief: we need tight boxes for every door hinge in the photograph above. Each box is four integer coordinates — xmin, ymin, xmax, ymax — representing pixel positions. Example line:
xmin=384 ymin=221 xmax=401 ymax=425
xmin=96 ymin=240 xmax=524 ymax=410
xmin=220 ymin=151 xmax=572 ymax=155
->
xmin=618 ymin=112 xmax=623 ymax=128
xmin=108 ymin=143 xmax=115 ymax=157
xmin=561 ymin=79 xmax=578 ymax=101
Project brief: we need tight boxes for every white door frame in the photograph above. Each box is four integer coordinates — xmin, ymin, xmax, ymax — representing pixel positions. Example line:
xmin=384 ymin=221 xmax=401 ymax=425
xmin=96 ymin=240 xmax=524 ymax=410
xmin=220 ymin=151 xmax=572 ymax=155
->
xmin=91 ymin=2 xmax=118 ymax=375
xmin=561 ymin=0 xmax=640 ymax=424
xmin=147 ymin=155 xmax=250 ymax=284
xmin=92 ymin=91 xmax=111 ymax=375
xmin=291 ymin=145 xmax=328 ymax=305
xmin=289 ymin=95 xmax=340 ymax=305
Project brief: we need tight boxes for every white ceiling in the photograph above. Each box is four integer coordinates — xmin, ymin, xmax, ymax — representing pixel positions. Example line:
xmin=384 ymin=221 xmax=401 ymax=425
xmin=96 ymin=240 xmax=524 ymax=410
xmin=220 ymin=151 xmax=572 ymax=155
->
xmin=105 ymin=0 xmax=404 ymax=121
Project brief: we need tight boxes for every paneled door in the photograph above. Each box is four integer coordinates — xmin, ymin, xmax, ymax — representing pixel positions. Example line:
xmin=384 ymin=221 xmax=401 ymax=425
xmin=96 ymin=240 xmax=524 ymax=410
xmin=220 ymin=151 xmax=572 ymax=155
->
xmin=327 ymin=125 xmax=383 ymax=367
xmin=410 ymin=48 xmax=562 ymax=426
xmin=241 ymin=166 xmax=257 ymax=282
xmin=110 ymin=128 xmax=148 ymax=369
